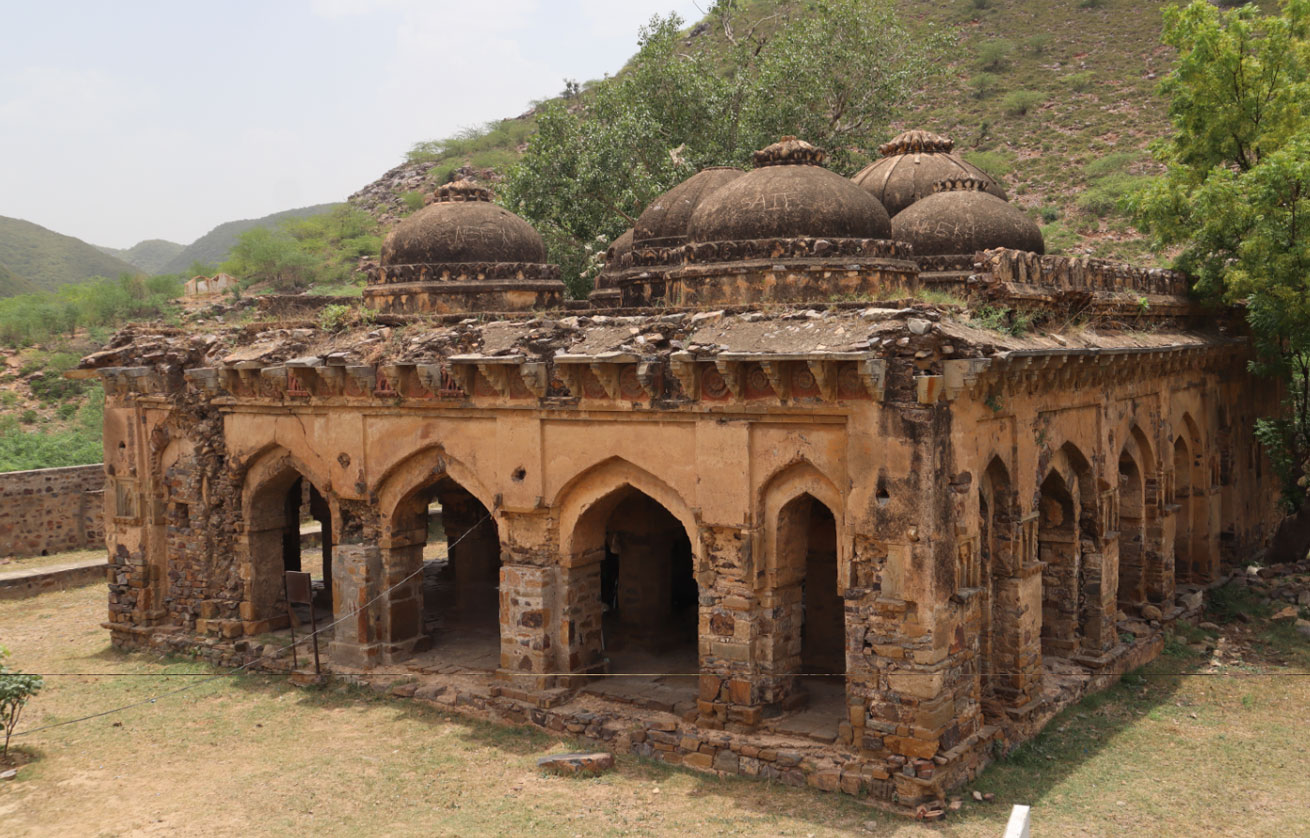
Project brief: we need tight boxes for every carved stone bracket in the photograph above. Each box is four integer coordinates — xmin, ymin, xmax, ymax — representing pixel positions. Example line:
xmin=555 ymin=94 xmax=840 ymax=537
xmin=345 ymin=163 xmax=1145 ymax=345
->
xmin=519 ymin=362 xmax=550 ymax=398
xmin=943 ymin=358 xmax=992 ymax=401
xmin=807 ymin=360 xmax=838 ymax=401
xmin=669 ymin=353 xmax=699 ymax=400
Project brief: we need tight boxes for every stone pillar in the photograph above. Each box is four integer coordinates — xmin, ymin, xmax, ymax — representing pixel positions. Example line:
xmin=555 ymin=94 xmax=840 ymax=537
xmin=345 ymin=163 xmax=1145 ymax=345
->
xmin=498 ymin=563 xmax=554 ymax=685
xmin=558 ymin=555 xmax=605 ymax=681
xmin=695 ymin=524 xmax=764 ymax=729
xmin=329 ymin=544 xmax=383 ymax=667
xmin=1148 ymin=507 xmax=1177 ymax=604
xmin=991 ymin=562 xmax=1044 ymax=712
xmin=1077 ymin=535 xmax=1119 ymax=657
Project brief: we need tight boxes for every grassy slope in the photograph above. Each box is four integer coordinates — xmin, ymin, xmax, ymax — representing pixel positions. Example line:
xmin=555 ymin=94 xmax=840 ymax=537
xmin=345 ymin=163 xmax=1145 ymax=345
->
xmin=0 ymin=261 xmax=39 ymax=297
xmin=0 ymin=216 xmax=140 ymax=294
xmin=95 ymin=238 xmax=185 ymax=274
xmin=159 ymin=202 xmax=344 ymax=275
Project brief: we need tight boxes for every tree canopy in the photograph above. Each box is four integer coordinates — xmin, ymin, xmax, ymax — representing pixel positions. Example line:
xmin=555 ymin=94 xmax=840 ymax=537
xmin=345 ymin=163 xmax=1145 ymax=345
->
xmin=499 ymin=1 xmax=946 ymax=297
xmin=1134 ymin=0 xmax=1310 ymax=532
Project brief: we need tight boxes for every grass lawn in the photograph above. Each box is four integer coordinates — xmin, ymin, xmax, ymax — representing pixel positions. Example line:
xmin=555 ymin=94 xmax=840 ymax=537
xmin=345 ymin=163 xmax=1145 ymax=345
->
xmin=0 ymin=548 xmax=107 ymax=574
xmin=1 ymin=583 xmax=1307 ymax=837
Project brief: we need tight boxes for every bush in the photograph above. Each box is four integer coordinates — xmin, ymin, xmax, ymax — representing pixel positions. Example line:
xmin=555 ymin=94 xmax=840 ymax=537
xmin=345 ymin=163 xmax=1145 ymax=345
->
xmin=401 ymin=190 xmax=426 ymax=213
xmin=1002 ymin=90 xmax=1043 ymax=116
xmin=1077 ymin=173 xmax=1150 ymax=217
xmin=1063 ymin=70 xmax=1095 ymax=92
xmin=970 ymin=72 xmax=1002 ymax=99
xmin=1025 ymin=34 xmax=1052 ymax=55
xmin=1 ymin=646 xmax=43 ymax=756
xmin=976 ymin=39 xmax=1014 ymax=71
xmin=1084 ymin=152 xmax=1141 ymax=179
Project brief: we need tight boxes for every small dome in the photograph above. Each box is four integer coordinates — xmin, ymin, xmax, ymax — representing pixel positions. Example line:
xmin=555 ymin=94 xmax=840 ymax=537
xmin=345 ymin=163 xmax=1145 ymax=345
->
xmin=604 ymin=228 xmax=634 ymax=270
xmin=891 ymin=176 xmax=1044 ymax=257
xmin=687 ymin=137 xmax=891 ymax=244
xmin=634 ymin=167 xmax=743 ymax=248
xmin=853 ymin=130 xmax=1007 ymax=217
xmin=381 ymin=179 xmax=547 ymax=267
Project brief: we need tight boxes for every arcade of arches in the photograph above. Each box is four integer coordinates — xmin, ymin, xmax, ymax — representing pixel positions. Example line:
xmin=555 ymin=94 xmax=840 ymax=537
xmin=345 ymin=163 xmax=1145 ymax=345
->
xmin=87 ymin=135 xmax=1281 ymax=810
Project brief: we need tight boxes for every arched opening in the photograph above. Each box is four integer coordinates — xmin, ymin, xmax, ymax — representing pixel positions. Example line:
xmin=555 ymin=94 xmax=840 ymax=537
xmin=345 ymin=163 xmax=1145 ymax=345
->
xmin=776 ymin=492 xmax=843 ymax=683
xmin=1174 ymin=435 xmax=1192 ymax=584
xmin=598 ymin=489 xmax=698 ymax=674
xmin=244 ymin=464 xmax=333 ymax=628
xmin=388 ymin=474 xmax=501 ymax=669
xmin=979 ymin=457 xmax=1020 ymax=717
xmin=1038 ymin=470 xmax=1079 ymax=658
xmin=1117 ymin=447 xmax=1146 ymax=612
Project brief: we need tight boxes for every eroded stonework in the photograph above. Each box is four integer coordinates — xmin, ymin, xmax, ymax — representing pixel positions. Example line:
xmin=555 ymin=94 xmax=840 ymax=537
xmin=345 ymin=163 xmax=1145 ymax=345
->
xmin=78 ymin=141 xmax=1280 ymax=813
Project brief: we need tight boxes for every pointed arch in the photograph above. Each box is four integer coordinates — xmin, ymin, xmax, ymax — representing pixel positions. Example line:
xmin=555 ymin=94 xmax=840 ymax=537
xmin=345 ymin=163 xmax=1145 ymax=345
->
xmin=373 ymin=444 xmax=498 ymax=532
xmin=556 ymin=456 xmax=701 ymax=565
xmin=757 ymin=459 xmax=844 ymax=589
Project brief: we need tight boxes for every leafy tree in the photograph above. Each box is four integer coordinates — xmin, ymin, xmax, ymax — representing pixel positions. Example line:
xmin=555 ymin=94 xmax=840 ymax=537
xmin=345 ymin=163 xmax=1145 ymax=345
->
xmin=1133 ymin=0 xmax=1310 ymax=557
xmin=500 ymin=1 xmax=947 ymax=297
xmin=1 ymin=646 xmax=43 ymax=757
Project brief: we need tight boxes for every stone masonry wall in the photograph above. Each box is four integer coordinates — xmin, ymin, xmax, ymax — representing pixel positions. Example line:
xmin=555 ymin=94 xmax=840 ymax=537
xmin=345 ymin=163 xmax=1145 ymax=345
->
xmin=0 ymin=464 xmax=105 ymax=557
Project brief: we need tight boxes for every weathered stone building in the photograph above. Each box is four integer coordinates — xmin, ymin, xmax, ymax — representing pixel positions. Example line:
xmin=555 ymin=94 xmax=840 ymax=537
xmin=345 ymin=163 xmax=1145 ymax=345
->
xmin=78 ymin=134 xmax=1280 ymax=811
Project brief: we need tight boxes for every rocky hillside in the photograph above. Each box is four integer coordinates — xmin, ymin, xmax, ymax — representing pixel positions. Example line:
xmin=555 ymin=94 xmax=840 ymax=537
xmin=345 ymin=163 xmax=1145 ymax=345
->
xmin=158 ymin=203 xmax=343 ymax=276
xmin=96 ymin=238 xmax=185 ymax=274
xmin=346 ymin=0 xmax=1234 ymax=265
xmin=0 ymin=216 xmax=140 ymax=294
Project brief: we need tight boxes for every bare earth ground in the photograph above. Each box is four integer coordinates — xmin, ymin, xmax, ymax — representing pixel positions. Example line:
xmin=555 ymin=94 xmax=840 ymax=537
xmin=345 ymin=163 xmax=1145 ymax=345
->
xmin=1 ymin=581 xmax=1308 ymax=837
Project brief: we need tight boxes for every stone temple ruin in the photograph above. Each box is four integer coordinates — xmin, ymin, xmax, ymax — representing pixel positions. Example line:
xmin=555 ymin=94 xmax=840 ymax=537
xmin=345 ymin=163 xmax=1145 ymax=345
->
xmin=75 ymin=132 xmax=1280 ymax=811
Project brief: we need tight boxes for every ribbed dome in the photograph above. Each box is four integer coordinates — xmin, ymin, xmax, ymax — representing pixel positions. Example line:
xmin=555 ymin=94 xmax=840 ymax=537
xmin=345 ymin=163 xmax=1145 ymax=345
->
xmin=853 ymin=130 xmax=1007 ymax=217
xmin=687 ymin=138 xmax=891 ymax=244
xmin=891 ymin=176 xmax=1044 ymax=257
xmin=634 ymin=167 xmax=743 ymax=248
xmin=381 ymin=180 xmax=547 ymax=267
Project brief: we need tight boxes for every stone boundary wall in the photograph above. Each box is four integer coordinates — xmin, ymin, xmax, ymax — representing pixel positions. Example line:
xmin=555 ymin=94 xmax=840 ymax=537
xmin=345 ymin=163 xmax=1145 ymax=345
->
xmin=976 ymin=248 xmax=1189 ymax=297
xmin=0 ymin=464 xmax=105 ymax=557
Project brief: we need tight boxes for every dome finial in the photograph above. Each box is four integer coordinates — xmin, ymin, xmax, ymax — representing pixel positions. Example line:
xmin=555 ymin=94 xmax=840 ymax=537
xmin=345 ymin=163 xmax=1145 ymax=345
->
xmin=432 ymin=179 xmax=492 ymax=204
xmin=753 ymin=136 xmax=826 ymax=168
xmin=878 ymin=130 xmax=955 ymax=157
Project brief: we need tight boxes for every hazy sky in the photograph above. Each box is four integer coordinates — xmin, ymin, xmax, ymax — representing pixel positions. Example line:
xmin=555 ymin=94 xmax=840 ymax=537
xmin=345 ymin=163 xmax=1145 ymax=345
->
xmin=0 ymin=0 xmax=706 ymax=249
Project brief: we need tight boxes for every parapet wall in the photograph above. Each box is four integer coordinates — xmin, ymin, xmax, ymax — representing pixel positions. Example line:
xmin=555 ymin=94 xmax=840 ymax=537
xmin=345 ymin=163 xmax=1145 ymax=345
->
xmin=976 ymin=248 xmax=1189 ymax=297
xmin=0 ymin=464 xmax=105 ymax=558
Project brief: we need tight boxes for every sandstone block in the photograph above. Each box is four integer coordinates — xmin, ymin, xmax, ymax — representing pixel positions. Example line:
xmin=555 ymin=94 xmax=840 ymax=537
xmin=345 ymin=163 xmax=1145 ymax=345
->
xmin=536 ymin=752 xmax=615 ymax=777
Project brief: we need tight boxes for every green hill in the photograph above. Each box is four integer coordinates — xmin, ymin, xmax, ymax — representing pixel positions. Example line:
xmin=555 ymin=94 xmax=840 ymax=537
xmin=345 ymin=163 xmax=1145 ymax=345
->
xmin=0 ymin=262 xmax=38 ymax=297
xmin=0 ymin=216 xmax=140 ymax=293
xmin=364 ymin=0 xmax=1276 ymax=266
xmin=96 ymin=238 xmax=185 ymax=274
xmin=159 ymin=203 xmax=344 ymax=276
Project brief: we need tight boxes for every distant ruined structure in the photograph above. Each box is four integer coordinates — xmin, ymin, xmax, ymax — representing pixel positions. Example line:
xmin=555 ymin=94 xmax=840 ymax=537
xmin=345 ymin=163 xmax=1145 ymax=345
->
xmin=76 ymin=132 xmax=1279 ymax=812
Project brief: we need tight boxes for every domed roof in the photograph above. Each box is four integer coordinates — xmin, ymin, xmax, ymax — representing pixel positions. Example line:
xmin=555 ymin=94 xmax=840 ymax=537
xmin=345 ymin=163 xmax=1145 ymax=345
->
xmin=891 ymin=176 xmax=1044 ymax=257
xmin=852 ymin=130 xmax=1008 ymax=217
xmin=687 ymin=137 xmax=891 ymax=244
xmin=634 ymin=167 xmax=743 ymax=248
xmin=604 ymin=228 xmax=634 ymax=270
xmin=381 ymin=180 xmax=547 ymax=267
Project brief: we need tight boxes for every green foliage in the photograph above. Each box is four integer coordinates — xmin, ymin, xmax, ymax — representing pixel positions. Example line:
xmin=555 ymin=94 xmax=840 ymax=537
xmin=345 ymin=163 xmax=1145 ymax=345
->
xmin=159 ymin=204 xmax=341 ymax=276
xmin=0 ymin=273 xmax=182 ymax=349
xmin=962 ymin=149 xmax=1015 ymax=177
xmin=501 ymin=1 xmax=947 ymax=295
xmin=1 ymin=645 xmax=44 ymax=756
xmin=971 ymin=305 xmax=1035 ymax=336
xmin=970 ymin=72 xmax=1002 ymax=99
xmin=0 ymin=384 xmax=103 ymax=472
xmin=319 ymin=304 xmax=353 ymax=331
xmin=220 ymin=206 xmax=379 ymax=293
xmin=1078 ymin=173 xmax=1150 ymax=217
xmin=1084 ymin=152 xmax=1140 ymax=179
xmin=1001 ymin=89 xmax=1043 ymax=116
xmin=1133 ymin=0 xmax=1310 ymax=515
xmin=1025 ymin=34 xmax=1052 ymax=55
xmin=976 ymin=39 xmax=1014 ymax=71
xmin=400 ymin=191 xmax=426 ymax=213
xmin=1061 ymin=70 xmax=1096 ymax=92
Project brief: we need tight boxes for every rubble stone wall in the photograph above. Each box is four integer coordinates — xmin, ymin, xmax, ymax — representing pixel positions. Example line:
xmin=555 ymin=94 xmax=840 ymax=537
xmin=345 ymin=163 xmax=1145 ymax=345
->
xmin=0 ymin=464 xmax=105 ymax=557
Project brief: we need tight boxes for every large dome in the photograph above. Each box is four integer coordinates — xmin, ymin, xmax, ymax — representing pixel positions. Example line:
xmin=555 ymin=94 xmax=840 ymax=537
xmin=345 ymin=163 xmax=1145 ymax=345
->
xmin=853 ymin=130 xmax=1007 ymax=217
xmin=891 ymin=176 xmax=1044 ymax=257
xmin=381 ymin=180 xmax=547 ymax=267
xmin=634 ymin=167 xmax=743 ymax=248
xmin=687 ymin=137 xmax=891 ymax=244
